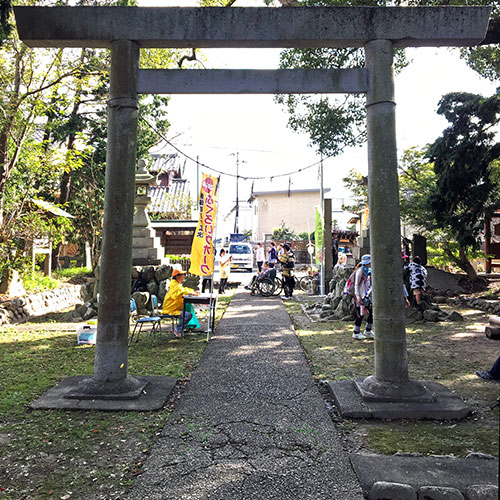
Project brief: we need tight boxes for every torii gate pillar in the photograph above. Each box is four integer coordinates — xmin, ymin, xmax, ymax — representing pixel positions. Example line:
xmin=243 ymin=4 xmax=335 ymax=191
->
xmin=358 ymin=39 xmax=430 ymax=401
xmin=68 ymin=40 xmax=149 ymax=399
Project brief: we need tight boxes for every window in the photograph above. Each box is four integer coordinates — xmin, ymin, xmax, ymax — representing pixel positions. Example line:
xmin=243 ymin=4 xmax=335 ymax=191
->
xmin=229 ymin=244 xmax=251 ymax=254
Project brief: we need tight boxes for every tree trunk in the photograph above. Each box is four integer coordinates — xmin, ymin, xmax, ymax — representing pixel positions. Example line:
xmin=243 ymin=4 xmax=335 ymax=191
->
xmin=0 ymin=54 xmax=23 ymax=228
xmin=59 ymin=49 xmax=86 ymax=205
xmin=443 ymin=244 xmax=478 ymax=279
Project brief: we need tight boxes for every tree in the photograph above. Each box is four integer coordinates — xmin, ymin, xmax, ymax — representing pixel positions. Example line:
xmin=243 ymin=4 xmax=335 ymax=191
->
xmin=272 ymin=221 xmax=298 ymax=241
xmin=425 ymin=92 xmax=500 ymax=278
xmin=399 ymin=93 xmax=500 ymax=279
xmin=0 ymin=0 xmax=11 ymax=44
xmin=0 ymin=2 xmax=186 ymax=274
xmin=341 ymin=168 xmax=367 ymax=214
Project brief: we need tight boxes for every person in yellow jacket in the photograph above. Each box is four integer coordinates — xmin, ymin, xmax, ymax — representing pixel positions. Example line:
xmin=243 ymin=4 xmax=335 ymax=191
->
xmin=162 ymin=269 xmax=199 ymax=337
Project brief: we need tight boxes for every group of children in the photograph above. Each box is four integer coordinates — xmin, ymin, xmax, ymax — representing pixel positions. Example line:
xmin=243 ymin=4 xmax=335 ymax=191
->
xmin=351 ymin=253 xmax=427 ymax=340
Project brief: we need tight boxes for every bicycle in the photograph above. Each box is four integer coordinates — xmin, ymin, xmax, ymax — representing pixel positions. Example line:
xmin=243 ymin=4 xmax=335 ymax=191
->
xmin=298 ymin=273 xmax=319 ymax=294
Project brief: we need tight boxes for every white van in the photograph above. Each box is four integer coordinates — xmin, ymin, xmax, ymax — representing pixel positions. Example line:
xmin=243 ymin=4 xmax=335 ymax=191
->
xmin=228 ymin=242 xmax=253 ymax=272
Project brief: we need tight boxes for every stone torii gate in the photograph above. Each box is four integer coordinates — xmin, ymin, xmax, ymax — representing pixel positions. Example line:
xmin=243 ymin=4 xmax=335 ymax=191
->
xmin=15 ymin=6 xmax=490 ymax=413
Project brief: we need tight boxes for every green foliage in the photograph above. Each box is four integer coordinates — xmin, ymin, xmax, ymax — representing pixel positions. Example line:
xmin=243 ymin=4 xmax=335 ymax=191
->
xmin=273 ymin=0 xmax=500 ymax=156
xmin=426 ymin=92 xmax=500 ymax=250
xmin=399 ymin=147 xmax=437 ymax=231
xmin=0 ymin=4 xmax=187 ymax=277
xmin=341 ymin=168 xmax=368 ymax=214
xmin=425 ymin=236 xmax=485 ymax=273
xmin=399 ymin=146 xmax=493 ymax=276
xmin=461 ymin=45 xmax=500 ymax=82
xmin=272 ymin=221 xmax=298 ymax=241
xmin=0 ymin=0 xmax=11 ymax=44
xmin=276 ymin=47 xmax=366 ymax=155
xmin=240 ymin=229 xmax=252 ymax=240
xmin=165 ymin=254 xmax=188 ymax=261
xmin=275 ymin=0 xmax=409 ymax=156
xmin=298 ymin=231 xmax=310 ymax=240
xmin=399 ymin=92 xmax=500 ymax=278
xmin=22 ymin=271 xmax=60 ymax=293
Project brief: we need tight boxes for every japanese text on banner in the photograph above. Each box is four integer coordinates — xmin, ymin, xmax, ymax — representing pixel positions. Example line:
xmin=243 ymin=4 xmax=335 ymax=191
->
xmin=189 ymin=174 xmax=219 ymax=276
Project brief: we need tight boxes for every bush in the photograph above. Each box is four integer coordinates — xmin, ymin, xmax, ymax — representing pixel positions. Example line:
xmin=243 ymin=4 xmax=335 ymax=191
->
xmin=23 ymin=271 xmax=60 ymax=293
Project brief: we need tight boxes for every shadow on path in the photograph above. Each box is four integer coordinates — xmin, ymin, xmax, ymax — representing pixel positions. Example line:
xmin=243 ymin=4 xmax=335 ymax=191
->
xmin=129 ymin=289 xmax=364 ymax=500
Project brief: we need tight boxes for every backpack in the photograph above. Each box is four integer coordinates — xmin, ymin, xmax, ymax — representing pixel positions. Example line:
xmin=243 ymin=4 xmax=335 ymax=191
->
xmin=343 ymin=270 xmax=357 ymax=295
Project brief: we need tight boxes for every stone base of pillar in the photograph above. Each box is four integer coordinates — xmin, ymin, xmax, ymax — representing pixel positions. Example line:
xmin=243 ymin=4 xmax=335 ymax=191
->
xmin=29 ymin=375 xmax=176 ymax=411
xmin=355 ymin=375 xmax=435 ymax=403
xmin=328 ymin=379 xmax=471 ymax=420
xmin=65 ymin=374 xmax=149 ymax=400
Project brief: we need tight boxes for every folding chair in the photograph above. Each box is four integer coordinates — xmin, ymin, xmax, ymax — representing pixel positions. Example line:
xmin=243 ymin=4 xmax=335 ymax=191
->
xmin=152 ymin=294 xmax=181 ymax=336
xmin=128 ymin=297 xmax=162 ymax=345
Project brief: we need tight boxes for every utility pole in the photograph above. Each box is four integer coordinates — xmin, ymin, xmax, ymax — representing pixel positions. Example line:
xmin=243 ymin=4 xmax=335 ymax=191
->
xmin=231 ymin=152 xmax=240 ymax=233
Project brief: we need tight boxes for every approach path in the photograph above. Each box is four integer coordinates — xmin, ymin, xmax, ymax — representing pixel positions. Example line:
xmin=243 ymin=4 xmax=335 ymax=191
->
xmin=129 ymin=289 xmax=364 ymax=499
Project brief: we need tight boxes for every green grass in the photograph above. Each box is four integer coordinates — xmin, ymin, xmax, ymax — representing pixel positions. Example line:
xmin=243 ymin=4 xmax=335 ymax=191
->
xmin=21 ymin=267 xmax=93 ymax=294
xmin=286 ymin=298 xmax=500 ymax=459
xmin=0 ymin=291 xmax=234 ymax=499
xmin=52 ymin=267 xmax=93 ymax=280
xmin=365 ymin=421 xmax=499 ymax=457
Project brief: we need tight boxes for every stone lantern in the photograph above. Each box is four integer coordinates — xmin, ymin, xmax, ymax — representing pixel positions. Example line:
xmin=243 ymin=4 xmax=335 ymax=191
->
xmin=132 ymin=159 xmax=164 ymax=266
xmin=134 ymin=158 xmax=155 ymax=228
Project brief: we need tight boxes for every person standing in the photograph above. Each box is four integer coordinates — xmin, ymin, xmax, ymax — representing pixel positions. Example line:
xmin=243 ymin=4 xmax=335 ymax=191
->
xmin=162 ymin=269 xmax=199 ymax=337
xmin=405 ymin=256 xmax=427 ymax=310
xmin=353 ymin=254 xmax=373 ymax=340
xmin=255 ymin=242 xmax=265 ymax=272
xmin=279 ymin=243 xmax=295 ymax=300
xmin=268 ymin=241 xmax=278 ymax=265
xmin=218 ymin=248 xmax=232 ymax=294
xmin=332 ymin=233 xmax=339 ymax=267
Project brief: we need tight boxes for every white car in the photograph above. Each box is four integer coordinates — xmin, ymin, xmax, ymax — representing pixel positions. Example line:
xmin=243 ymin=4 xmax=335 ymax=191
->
xmin=228 ymin=242 xmax=253 ymax=272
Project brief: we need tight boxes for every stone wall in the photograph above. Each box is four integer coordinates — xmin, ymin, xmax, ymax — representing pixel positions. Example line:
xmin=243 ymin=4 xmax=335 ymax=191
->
xmin=0 ymin=283 xmax=92 ymax=326
xmin=304 ymin=265 xmax=356 ymax=321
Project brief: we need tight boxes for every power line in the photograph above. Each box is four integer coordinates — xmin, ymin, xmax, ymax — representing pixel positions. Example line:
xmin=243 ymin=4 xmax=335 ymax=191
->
xmin=139 ymin=114 xmax=338 ymax=181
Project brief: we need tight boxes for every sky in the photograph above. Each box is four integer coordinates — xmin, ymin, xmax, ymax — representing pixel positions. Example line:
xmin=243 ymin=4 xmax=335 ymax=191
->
xmin=141 ymin=0 xmax=499 ymax=235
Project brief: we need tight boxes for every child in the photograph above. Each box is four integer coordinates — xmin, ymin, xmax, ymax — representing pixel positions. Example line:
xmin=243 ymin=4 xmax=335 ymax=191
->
xmin=405 ymin=256 xmax=427 ymax=309
xmin=353 ymin=254 xmax=373 ymax=339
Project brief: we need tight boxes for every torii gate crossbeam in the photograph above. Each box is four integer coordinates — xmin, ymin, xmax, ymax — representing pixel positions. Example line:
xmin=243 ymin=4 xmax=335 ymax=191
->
xmin=14 ymin=6 xmax=489 ymax=414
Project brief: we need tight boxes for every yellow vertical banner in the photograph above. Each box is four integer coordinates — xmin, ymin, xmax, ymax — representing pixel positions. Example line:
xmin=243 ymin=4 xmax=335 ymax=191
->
xmin=189 ymin=174 xmax=219 ymax=276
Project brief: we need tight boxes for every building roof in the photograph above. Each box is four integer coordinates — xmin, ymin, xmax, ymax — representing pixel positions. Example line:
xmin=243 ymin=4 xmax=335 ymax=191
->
xmin=250 ymin=187 xmax=331 ymax=198
xmin=149 ymin=180 xmax=191 ymax=215
xmin=149 ymin=153 xmax=186 ymax=176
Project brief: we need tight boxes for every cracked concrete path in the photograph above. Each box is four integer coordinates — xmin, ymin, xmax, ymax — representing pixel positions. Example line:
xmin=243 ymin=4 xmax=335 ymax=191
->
xmin=129 ymin=290 xmax=364 ymax=499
